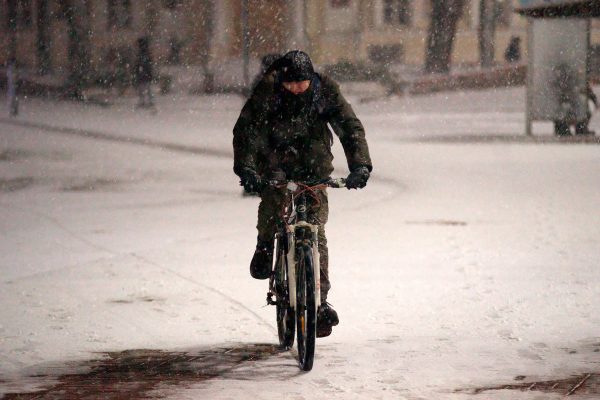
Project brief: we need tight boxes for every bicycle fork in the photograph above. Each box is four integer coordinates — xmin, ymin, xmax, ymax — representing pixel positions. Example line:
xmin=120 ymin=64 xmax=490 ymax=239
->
xmin=286 ymin=222 xmax=321 ymax=311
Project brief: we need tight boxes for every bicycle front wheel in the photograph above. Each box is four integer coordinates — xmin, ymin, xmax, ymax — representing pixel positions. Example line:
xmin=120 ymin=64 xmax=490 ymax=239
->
xmin=275 ymin=238 xmax=295 ymax=349
xmin=296 ymin=243 xmax=316 ymax=371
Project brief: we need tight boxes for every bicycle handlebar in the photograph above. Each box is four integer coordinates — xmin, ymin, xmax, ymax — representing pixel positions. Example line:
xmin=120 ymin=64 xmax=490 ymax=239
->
xmin=266 ymin=177 xmax=346 ymax=190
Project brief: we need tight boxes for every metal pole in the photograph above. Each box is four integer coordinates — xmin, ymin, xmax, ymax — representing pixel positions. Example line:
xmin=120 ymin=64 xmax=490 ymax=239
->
xmin=291 ymin=0 xmax=306 ymax=49
xmin=7 ymin=0 xmax=19 ymax=116
xmin=303 ymin=0 xmax=308 ymax=50
xmin=525 ymin=18 xmax=533 ymax=136
xmin=242 ymin=0 xmax=250 ymax=89
xmin=478 ymin=0 xmax=496 ymax=68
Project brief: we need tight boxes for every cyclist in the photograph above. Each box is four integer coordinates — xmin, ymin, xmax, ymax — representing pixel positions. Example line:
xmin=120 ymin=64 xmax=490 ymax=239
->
xmin=233 ymin=50 xmax=372 ymax=337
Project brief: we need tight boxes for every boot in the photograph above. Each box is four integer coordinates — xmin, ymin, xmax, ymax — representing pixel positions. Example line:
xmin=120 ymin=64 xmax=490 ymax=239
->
xmin=554 ymin=121 xmax=571 ymax=137
xmin=575 ymin=122 xmax=595 ymax=136
xmin=317 ymin=302 xmax=339 ymax=338
xmin=250 ymin=239 xmax=273 ymax=280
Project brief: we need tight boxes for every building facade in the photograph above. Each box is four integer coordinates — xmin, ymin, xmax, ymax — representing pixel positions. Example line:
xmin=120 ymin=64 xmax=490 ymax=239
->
xmin=1 ymin=0 xmax=599 ymax=84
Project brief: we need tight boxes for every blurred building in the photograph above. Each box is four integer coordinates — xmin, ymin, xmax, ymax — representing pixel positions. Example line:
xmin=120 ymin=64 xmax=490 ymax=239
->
xmin=0 ymin=1 xmax=212 ymax=77
xmin=1 ymin=0 xmax=599 ymax=85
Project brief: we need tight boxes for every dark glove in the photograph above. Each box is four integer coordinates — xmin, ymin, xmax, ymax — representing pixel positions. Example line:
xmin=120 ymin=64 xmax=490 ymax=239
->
xmin=346 ymin=166 xmax=370 ymax=189
xmin=240 ymin=168 xmax=263 ymax=194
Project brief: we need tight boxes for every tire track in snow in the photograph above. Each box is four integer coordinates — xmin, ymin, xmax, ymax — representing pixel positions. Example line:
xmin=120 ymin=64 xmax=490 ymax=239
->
xmin=0 ymin=118 xmax=232 ymax=159
xmin=129 ymin=253 xmax=275 ymax=334
xmin=0 ymin=203 xmax=275 ymax=334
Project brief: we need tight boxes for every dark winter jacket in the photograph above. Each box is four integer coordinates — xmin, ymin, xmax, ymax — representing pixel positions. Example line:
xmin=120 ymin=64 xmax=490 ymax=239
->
xmin=134 ymin=40 xmax=154 ymax=84
xmin=233 ymin=70 xmax=372 ymax=181
xmin=134 ymin=55 xmax=153 ymax=84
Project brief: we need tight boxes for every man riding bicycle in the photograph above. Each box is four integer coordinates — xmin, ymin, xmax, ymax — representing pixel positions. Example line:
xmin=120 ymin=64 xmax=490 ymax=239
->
xmin=233 ymin=50 xmax=372 ymax=337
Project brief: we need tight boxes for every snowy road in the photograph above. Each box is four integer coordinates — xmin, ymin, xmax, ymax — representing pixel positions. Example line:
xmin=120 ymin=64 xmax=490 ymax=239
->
xmin=1 ymin=88 xmax=600 ymax=399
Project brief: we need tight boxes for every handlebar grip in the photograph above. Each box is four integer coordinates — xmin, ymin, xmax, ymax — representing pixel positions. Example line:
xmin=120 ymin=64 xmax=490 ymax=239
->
xmin=265 ymin=177 xmax=346 ymax=188
xmin=327 ymin=178 xmax=346 ymax=188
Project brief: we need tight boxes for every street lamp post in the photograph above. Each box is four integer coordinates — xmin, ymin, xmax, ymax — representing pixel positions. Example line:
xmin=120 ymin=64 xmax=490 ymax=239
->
xmin=242 ymin=0 xmax=250 ymax=90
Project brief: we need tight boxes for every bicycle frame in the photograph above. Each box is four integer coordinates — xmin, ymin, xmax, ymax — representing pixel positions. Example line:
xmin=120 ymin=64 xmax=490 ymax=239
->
xmin=285 ymin=214 xmax=321 ymax=311
xmin=276 ymin=178 xmax=344 ymax=309
xmin=267 ymin=177 xmax=345 ymax=369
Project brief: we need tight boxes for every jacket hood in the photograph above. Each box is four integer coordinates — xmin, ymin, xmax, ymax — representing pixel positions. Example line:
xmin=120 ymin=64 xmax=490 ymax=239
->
xmin=281 ymin=50 xmax=314 ymax=82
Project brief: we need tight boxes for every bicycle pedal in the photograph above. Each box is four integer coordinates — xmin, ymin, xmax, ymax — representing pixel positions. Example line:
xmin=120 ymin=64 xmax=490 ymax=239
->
xmin=266 ymin=292 xmax=277 ymax=306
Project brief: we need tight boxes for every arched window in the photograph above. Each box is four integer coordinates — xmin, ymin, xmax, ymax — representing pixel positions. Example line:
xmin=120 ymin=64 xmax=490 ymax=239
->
xmin=383 ymin=0 xmax=411 ymax=26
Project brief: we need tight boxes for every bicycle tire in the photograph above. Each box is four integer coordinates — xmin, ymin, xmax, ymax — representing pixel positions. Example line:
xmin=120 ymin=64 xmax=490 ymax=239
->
xmin=296 ymin=243 xmax=316 ymax=371
xmin=275 ymin=239 xmax=295 ymax=349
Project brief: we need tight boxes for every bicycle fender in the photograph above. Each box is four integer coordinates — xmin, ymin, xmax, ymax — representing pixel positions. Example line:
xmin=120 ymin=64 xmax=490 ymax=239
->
xmin=286 ymin=230 xmax=296 ymax=309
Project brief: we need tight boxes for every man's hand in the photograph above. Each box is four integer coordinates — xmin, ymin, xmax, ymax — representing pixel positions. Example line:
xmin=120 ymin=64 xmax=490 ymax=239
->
xmin=346 ymin=166 xmax=370 ymax=189
xmin=240 ymin=168 xmax=263 ymax=193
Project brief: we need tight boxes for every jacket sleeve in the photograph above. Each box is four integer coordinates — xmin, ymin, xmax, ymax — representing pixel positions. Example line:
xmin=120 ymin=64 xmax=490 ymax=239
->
xmin=322 ymin=75 xmax=372 ymax=172
xmin=232 ymin=76 xmax=272 ymax=177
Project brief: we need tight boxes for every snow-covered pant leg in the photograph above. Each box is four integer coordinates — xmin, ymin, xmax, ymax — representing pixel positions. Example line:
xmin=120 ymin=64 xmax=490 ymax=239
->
xmin=575 ymin=111 xmax=593 ymax=134
xmin=257 ymin=187 xmax=331 ymax=301
xmin=256 ymin=186 xmax=287 ymax=243
xmin=317 ymin=224 xmax=330 ymax=302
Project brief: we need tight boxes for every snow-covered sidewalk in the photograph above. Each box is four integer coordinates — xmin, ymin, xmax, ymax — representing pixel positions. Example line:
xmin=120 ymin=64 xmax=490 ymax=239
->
xmin=1 ymin=88 xmax=599 ymax=399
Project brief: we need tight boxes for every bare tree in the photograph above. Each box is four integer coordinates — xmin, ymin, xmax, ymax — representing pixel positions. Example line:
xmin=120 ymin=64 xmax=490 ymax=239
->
xmin=7 ymin=0 xmax=17 ymax=62
xmin=36 ymin=0 xmax=51 ymax=75
xmin=478 ymin=0 xmax=496 ymax=67
xmin=425 ymin=0 xmax=466 ymax=74
xmin=6 ymin=0 xmax=19 ymax=116
xmin=60 ymin=0 xmax=91 ymax=98
xmin=198 ymin=0 xmax=215 ymax=93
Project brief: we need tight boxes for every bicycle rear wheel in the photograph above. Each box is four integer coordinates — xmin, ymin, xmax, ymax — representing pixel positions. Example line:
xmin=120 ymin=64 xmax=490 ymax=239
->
xmin=275 ymin=238 xmax=295 ymax=349
xmin=296 ymin=243 xmax=316 ymax=371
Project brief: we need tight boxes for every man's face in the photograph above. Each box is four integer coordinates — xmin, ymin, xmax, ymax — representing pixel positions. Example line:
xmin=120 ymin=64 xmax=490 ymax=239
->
xmin=282 ymin=80 xmax=311 ymax=95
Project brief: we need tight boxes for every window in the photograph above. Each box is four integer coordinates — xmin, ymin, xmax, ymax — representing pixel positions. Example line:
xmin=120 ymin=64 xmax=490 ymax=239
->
xmin=5 ymin=0 xmax=15 ymax=30
xmin=107 ymin=0 xmax=131 ymax=29
xmin=495 ymin=0 xmax=512 ymax=28
xmin=163 ymin=0 xmax=183 ymax=9
xmin=330 ymin=0 xmax=350 ymax=8
xmin=383 ymin=0 xmax=410 ymax=26
xmin=7 ymin=0 xmax=33 ymax=29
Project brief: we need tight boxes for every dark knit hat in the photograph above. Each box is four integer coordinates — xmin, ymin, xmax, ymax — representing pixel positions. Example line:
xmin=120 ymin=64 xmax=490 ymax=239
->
xmin=281 ymin=50 xmax=314 ymax=82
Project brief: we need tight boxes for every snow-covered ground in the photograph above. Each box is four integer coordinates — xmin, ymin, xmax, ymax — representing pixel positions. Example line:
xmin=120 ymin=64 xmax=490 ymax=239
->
xmin=1 ymin=87 xmax=599 ymax=399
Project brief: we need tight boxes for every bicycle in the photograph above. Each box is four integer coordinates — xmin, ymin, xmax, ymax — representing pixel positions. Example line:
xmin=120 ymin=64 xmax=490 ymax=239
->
xmin=266 ymin=177 xmax=346 ymax=371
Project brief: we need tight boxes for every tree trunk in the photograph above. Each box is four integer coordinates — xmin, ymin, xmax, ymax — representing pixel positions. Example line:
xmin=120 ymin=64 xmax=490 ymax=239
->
xmin=37 ymin=0 xmax=52 ymax=75
xmin=199 ymin=0 xmax=215 ymax=93
xmin=7 ymin=0 xmax=17 ymax=62
xmin=478 ymin=0 xmax=496 ymax=68
xmin=425 ymin=0 xmax=466 ymax=74
xmin=6 ymin=0 xmax=19 ymax=116
xmin=61 ymin=0 xmax=91 ymax=98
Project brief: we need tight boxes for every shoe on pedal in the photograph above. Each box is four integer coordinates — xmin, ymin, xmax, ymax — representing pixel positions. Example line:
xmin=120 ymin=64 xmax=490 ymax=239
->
xmin=317 ymin=324 xmax=332 ymax=338
xmin=250 ymin=240 xmax=273 ymax=280
xmin=317 ymin=303 xmax=339 ymax=338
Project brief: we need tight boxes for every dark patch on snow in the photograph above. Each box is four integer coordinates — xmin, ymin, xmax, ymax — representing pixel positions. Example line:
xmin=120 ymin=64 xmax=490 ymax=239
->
xmin=0 ymin=149 xmax=32 ymax=162
xmin=405 ymin=219 xmax=467 ymax=226
xmin=0 ymin=177 xmax=35 ymax=192
xmin=2 ymin=344 xmax=295 ymax=399
xmin=109 ymin=299 xmax=134 ymax=304
xmin=409 ymin=134 xmax=600 ymax=144
xmin=0 ymin=149 xmax=69 ymax=162
xmin=61 ymin=178 xmax=124 ymax=192
xmin=109 ymin=296 xmax=165 ymax=304
xmin=0 ymin=118 xmax=231 ymax=159
xmin=458 ymin=372 xmax=600 ymax=396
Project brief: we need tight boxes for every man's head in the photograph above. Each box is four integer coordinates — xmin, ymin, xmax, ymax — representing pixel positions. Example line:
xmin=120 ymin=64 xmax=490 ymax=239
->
xmin=281 ymin=50 xmax=314 ymax=95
